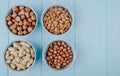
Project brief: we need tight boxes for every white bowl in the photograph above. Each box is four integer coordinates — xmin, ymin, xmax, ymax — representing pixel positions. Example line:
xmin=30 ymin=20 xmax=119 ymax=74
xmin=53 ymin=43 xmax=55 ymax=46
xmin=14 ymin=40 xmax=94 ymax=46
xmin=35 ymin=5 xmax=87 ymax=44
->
xmin=42 ymin=40 xmax=76 ymax=71
xmin=4 ymin=40 xmax=36 ymax=71
xmin=41 ymin=4 xmax=74 ymax=35
xmin=5 ymin=5 xmax=38 ymax=36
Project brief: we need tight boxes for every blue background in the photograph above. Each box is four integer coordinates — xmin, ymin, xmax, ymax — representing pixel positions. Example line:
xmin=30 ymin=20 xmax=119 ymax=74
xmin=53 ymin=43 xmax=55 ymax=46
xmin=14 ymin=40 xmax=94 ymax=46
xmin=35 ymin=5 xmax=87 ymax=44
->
xmin=0 ymin=0 xmax=120 ymax=76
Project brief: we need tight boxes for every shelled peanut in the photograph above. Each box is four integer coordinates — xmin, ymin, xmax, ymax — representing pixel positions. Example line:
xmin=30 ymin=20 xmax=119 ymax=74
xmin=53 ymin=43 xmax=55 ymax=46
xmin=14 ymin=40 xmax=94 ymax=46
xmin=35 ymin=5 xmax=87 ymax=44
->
xmin=5 ymin=41 xmax=35 ymax=71
xmin=43 ymin=6 xmax=72 ymax=35
xmin=46 ymin=41 xmax=73 ymax=69
xmin=6 ymin=6 xmax=36 ymax=36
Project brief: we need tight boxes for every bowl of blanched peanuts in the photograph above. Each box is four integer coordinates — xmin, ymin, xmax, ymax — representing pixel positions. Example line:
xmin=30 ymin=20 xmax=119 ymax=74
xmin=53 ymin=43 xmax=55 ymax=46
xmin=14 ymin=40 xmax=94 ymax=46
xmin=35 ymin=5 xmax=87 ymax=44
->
xmin=4 ymin=41 xmax=36 ymax=71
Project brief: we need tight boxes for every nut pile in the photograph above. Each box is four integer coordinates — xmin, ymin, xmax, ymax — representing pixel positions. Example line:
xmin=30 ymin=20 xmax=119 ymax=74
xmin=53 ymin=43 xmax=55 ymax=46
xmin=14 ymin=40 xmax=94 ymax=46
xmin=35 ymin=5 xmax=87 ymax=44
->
xmin=5 ymin=41 xmax=35 ymax=71
xmin=46 ymin=41 xmax=73 ymax=69
xmin=6 ymin=6 xmax=36 ymax=36
xmin=43 ymin=6 xmax=72 ymax=35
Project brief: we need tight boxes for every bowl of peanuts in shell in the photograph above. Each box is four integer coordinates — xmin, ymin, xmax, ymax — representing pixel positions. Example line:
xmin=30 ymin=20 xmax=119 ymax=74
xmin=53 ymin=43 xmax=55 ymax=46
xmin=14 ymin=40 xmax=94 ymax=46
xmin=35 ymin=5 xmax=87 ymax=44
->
xmin=4 ymin=40 xmax=36 ymax=71
xmin=6 ymin=5 xmax=37 ymax=36
xmin=43 ymin=40 xmax=76 ymax=70
xmin=41 ymin=5 xmax=73 ymax=35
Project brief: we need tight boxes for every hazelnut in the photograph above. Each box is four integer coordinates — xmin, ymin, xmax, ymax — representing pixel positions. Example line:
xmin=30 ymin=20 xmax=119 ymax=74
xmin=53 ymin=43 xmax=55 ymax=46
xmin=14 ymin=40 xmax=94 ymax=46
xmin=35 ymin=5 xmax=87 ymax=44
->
xmin=46 ymin=41 xmax=73 ymax=69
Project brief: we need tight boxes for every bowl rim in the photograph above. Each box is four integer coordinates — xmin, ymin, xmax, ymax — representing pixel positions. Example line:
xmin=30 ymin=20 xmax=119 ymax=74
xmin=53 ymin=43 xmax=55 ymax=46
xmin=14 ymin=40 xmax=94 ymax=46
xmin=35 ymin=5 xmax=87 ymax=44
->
xmin=4 ymin=40 xmax=36 ymax=72
xmin=41 ymin=4 xmax=74 ymax=35
xmin=42 ymin=40 xmax=76 ymax=71
xmin=5 ymin=4 xmax=38 ymax=36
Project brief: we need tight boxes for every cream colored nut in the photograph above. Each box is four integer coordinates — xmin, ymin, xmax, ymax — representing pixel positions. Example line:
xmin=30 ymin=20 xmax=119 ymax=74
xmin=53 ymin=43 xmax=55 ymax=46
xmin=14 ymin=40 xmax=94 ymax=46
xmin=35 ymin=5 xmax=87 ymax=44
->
xmin=12 ymin=51 xmax=18 ymax=57
xmin=22 ymin=46 xmax=30 ymax=53
xmin=13 ymin=42 xmax=20 ymax=48
xmin=6 ymin=59 xmax=11 ymax=64
xmin=25 ymin=53 xmax=31 ymax=58
xmin=23 ymin=57 xmax=30 ymax=63
xmin=12 ymin=59 xmax=18 ymax=65
xmin=17 ymin=64 xmax=25 ymax=70
xmin=16 ymin=67 xmax=21 ymax=71
xmin=8 ymin=55 xmax=14 ymax=60
xmin=19 ymin=48 xmax=24 ymax=57
xmin=8 ymin=47 xmax=15 ymax=51
xmin=14 ymin=57 xmax=20 ymax=63
xmin=26 ymin=59 xmax=33 ymax=67
xmin=20 ymin=42 xmax=31 ymax=48
xmin=30 ymin=48 xmax=35 ymax=58
xmin=10 ymin=63 xmax=16 ymax=69
xmin=17 ymin=64 xmax=26 ymax=70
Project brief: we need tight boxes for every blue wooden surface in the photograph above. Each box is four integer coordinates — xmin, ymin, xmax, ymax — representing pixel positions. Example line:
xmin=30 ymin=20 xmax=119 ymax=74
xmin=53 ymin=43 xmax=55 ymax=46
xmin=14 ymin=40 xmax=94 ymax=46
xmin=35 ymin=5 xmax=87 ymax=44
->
xmin=0 ymin=0 xmax=120 ymax=76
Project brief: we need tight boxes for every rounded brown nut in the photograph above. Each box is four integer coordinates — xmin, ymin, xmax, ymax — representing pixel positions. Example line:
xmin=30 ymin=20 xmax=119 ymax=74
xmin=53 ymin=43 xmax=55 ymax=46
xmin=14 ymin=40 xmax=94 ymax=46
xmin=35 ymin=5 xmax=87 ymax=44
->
xmin=19 ymin=21 xmax=23 ymax=26
xmin=12 ymin=29 xmax=17 ymax=34
xmin=31 ymin=15 xmax=36 ymax=21
xmin=27 ymin=27 xmax=33 ymax=32
xmin=25 ymin=7 xmax=31 ymax=12
xmin=12 ymin=6 xmax=19 ymax=12
xmin=30 ymin=11 xmax=34 ymax=16
xmin=6 ymin=16 xmax=11 ymax=21
xmin=17 ymin=26 xmax=22 ymax=31
xmin=12 ymin=13 xmax=17 ymax=18
xmin=17 ymin=31 xmax=23 ymax=35
xmin=20 ymin=15 xmax=25 ymax=20
xmin=19 ymin=6 xmax=24 ymax=10
xmin=23 ymin=25 xmax=27 ymax=30
xmin=25 ymin=12 xmax=30 ymax=18
xmin=32 ymin=21 xmax=36 ymax=26
xmin=10 ymin=24 xmax=17 ymax=30
xmin=7 ymin=21 xmax=13 ymax=26
xmin=23 ymin=30 xmax=28 ymax=35
xmin=15 ymin=16 xmax=21 ymax=22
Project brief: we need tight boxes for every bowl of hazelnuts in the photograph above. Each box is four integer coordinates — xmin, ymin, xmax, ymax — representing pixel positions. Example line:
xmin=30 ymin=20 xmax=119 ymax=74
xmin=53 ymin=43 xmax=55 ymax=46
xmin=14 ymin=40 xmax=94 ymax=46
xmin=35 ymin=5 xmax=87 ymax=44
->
xmin=6 ymin=5 xmax=37 ymax=36
xmin=43 ymin=40 xmax=76 ymax=70
xmin=41 ymin=5 xmax=73 ymax=35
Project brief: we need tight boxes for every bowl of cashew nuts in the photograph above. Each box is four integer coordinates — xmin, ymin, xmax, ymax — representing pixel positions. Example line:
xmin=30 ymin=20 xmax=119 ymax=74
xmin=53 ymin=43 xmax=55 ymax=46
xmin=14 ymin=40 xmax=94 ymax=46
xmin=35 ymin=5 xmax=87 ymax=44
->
xmin=4 ymin=40 xmax=36 ymax=71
